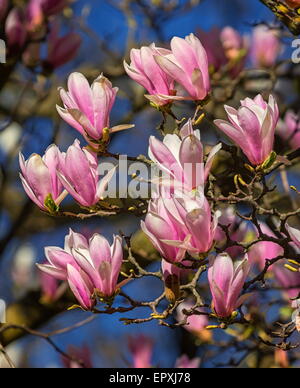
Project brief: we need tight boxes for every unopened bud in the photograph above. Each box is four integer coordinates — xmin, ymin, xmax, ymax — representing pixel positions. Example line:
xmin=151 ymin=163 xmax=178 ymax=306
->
xmin=164 ymin=274 xmax=180 ymax=304
xmin=102 ymin=127 xmax=110 ymax=143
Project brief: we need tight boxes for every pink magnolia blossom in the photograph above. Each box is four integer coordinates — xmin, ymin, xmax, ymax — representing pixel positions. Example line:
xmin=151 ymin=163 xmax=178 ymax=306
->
xmin=286 ymin=223 xmax=300 ymax=249
xmin=208 ymin=253 xmax=250 ymax=318
xmin=197 ymin=27 xmax=247 ymax=74
xmin=175 ymin=355 xmax=201 ymax=369
xmin=149 ymin=119 xmax=221 ymax=193
xmin=39 ymin=270 xmax=62 ymax=303
xmin=293 ymin=311 xmax=300 ymax=333
xmin=277 ymin=111 xmax=300 ymax=150
xmin=251 ymin=26 xmax=281 ymax=68
xmin=70 ymin=234 xmax=123 ymax=299
xmin=162 ymin=260 xmax=190 ymax=283
xmin=197 ymin=28 xmax=227 ymax=72
xmin=220 ymin=27 xmax=246 ymax=61
xmin=26 ymin=0 xmax=44 ymax=33
xmin=273 ymin=264 xmax=300 ymax=302
xmin=214 ymin=94 xmax=279 ymax=166
xmin=128 ymin=335 xmax=153 ymax=368
xmin=19 ymin=145 xmax=63 ymax=211
xmin=248 ymin=224 xmax=283 ymax=270
xmin=155 ymin=34 xmax=210 ymax=101
xmin=45 ymin=23 xmax=81 ymax=70
xmin=61 ymin=346 xmax=93 ymax=369
xmin=292 ymin=300 xmax=300 ymax=333
xmin=142 ymin=193 xmax=219 ymax=263
xmin=5 ymin=8 xmax=27 ymax=50
xmin=37 ymin=229 xmax=86 ymax=281
xmin=57 ymin=140 xmax=116 ymax=207
xmin=38 ymin=230 xmax=124 ymax=310
xmin=215 ymin=207 xmax=237 ymax=241
xmin=225 ymin=223 xmax=249 ymax=259
xmin=275 ymin=349 xmax=290 ymax=369
xmin=215 ymin=206 xmax=249 ymax=259
xmin=124 ymin=44 xmax=175 ymax=106
xmin=176 ymin=301 xmax=212 ymax=342
xmin=57 ymin=73 xmax=119 ymax=144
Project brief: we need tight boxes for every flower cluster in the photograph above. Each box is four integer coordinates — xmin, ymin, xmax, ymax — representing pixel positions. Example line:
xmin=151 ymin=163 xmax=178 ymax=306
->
xmin=124 ymin=34 xmax=211 ymax=106
xmin=17 ymin=28 xmax=295 ymax=325
xmin=20 ymin=138 xmax=117 ymax=211
xmin=38 ymin=229 xmax=124 ymax=310
xmin=2 ymin=0 xmax=80 ymax=71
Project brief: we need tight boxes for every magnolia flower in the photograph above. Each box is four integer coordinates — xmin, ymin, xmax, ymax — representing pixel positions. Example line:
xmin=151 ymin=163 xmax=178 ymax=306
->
xmin=57 ymin=73 xmax=131 ymax=146
xmin=61 ymin=346 xmax=93 ymax=369
xmin=124 ymin=44 xmax=175 ymax=106
xmin=44 ymin=23 xmax=81 ymax=70
xmin=197 ymin=28 xmax=227 ymax=72
xmin=5 ymin=8 xmax=27 ymax=50
xmin=176 ymin=301 xmax=212 ymax=342
xmin=128 ymin=335 xmax=153 ymax=369
xmin=37 ymin=229 xmax=86 ymax=280
xmin=155 ymin=34 xmax=210 ymax=101
xmin=215 ymin=206 xmax=249 ymax=259
xmin=214 ymin=207 xmax=237 ymax=241
xmin=68 ymin=234 xmax=123 ymax=308
xmin=162 ymin=259 xmax=190 ymax=282
xmin=208 ymin=253 xmax=250 ymax=318
xmin=250 ymin=26 xmax=281 ymax=68
xmin=274 ymin=349 xmax=290 ymax=369
xmin=292 ymin=300 xmax=300 ymax=333
xmin=142 ymin=192 xmax=219 ymax=263
xmin=220 ymin=26 xmax=246 ymax=61
xmin=26 ymin=0 xmax=44 ymax=33
xmin=19 ymin=145 xmax=64 ymax=211
xmin=38 ymin=230 xmax=124 ymax=310
xmin=175 ymin=355 xmax=201 ymax=369
xmin=273 ymin=264 xmax=300 ymax=303
xmin=57 ymin=140 xmax=116 ymax=207
xmin=277 ymin=111 xmax=300 ymax=150
xmin=286 ymin=223 xmax=300 ymax=249
xmin=197 ymin=27 xmax=247 ymax=75
xmin=248 ymin=224 xmax=283 ymax=270
xmin=214 ymin=94 xmax=279 ymax=166
xmin=39 ymin=270 xmax=65 ymax=304
xmin=149 ymin=119 xmax=221 ymax=193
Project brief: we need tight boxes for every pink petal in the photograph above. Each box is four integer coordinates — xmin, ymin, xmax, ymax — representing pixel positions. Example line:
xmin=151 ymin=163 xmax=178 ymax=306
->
xmin=67 ymin=264 xmax=94 ymax=310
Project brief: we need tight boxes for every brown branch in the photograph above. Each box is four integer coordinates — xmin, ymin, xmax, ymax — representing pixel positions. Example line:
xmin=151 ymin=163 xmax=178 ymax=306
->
xmin=260 ymin=0 xmax=300 ymax=36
